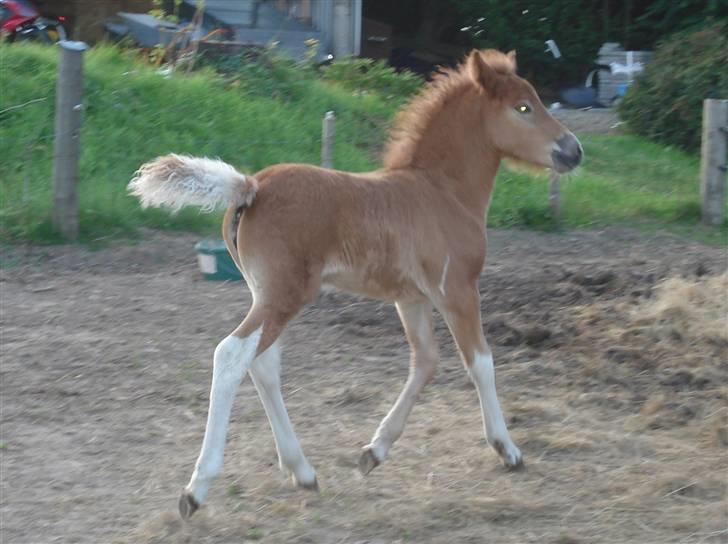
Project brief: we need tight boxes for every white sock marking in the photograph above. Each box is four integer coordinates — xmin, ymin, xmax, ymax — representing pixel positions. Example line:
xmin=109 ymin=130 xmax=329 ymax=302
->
xmin=186 ymin=328 xmax=262 ymax=504
xmin=250 ymin=342 xmax=316 ymax=486
xmin=469 ymin=351 xmax=521 ymax=466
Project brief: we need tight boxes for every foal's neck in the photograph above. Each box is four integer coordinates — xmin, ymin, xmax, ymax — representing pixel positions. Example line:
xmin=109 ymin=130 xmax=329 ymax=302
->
xmin=409 ymin=90 xmax=500 ymax=219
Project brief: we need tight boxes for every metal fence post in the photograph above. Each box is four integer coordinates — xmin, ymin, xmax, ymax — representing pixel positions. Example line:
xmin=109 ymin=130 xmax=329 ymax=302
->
xmin=52 ymin=41 xmax=88 ymax=242
xmin=700 ymin=99 xmax=728 ymax=227
xmin=321 ymin=111 xmax=335 ymax=169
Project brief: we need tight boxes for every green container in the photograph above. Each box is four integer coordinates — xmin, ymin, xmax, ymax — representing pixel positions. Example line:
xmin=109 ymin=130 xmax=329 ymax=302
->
xmin=194 ymin=239 xmax=243 ymax=281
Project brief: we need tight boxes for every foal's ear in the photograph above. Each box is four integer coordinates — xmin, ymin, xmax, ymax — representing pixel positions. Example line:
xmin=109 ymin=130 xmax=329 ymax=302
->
xmin=507 ymin=50 xmax=517 ymax=70
xmin=467 ymin=50 xmax=500 ymax=96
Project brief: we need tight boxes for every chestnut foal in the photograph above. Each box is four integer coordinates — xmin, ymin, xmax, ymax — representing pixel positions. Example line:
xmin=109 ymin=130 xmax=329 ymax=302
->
xmin=129 ymin=49 xmax=582 ymax=519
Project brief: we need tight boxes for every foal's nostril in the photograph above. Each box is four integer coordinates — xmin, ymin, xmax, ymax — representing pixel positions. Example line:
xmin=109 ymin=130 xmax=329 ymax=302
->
xmin=552 ymin=133 xmax=583 ymax=172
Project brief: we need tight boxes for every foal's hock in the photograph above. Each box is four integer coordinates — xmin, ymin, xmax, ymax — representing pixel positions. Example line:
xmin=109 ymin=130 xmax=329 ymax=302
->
xmin=128 ymin=49 xmax=582 ymax=520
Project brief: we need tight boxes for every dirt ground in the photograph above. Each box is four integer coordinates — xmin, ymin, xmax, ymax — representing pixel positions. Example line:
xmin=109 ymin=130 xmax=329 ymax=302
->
xmin=1 ymin=225 xmax=726 ymax=544
xmin=551 ymin=108 xmax=623 ymax=135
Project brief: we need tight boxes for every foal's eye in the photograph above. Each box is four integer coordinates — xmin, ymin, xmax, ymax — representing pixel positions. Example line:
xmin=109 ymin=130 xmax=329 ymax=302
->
xmin=515 ymin=103 xmax=531 ymax=114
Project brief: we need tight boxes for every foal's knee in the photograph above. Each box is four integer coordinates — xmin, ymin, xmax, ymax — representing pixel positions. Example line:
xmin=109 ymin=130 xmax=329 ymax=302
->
xmin=415 ymin=350 xmax=439 ymax=384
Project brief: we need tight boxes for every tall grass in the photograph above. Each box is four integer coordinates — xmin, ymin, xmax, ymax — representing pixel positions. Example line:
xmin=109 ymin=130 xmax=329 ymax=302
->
xmin=1 ymin=43 xmax=724 ymax=245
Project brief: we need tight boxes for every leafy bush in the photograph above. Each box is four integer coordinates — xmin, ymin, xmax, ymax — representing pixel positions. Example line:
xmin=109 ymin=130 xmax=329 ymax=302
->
xmin=197 ymin=47 xmax=422 ymax=104
xmin=618 ymin=23 xmax=728 ymax=152
xmin=455 ymin=0 xmax=726 ymax=91
xmin=195 ymin=46 xmax=315 ymax=101
xmin=322 ymin=59 xmax=422 ymax=99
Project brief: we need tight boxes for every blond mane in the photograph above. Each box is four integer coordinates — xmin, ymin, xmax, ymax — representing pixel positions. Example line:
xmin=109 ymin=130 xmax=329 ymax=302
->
xmin=383 ymin=50 xmax=516 ymax=170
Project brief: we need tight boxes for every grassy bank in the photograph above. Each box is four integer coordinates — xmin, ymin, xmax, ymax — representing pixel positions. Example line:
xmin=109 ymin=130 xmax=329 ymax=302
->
xmin=0 ymin=44 xmax=403 ymax=243
xmin=1 ymin=43 xmax=724 ymax=245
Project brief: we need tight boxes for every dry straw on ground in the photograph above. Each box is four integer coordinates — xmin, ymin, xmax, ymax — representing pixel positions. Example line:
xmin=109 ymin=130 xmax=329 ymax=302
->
xmin=2 ymin=229 xmax=726 ymax=543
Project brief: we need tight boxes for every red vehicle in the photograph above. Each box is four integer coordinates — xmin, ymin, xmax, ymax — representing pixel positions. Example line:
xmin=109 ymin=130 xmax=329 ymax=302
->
xmin=0 ymin=0 xmax=66 ymax=43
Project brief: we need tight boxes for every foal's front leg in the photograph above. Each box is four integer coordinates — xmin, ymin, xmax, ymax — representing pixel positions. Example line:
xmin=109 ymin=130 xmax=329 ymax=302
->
xmin=360 ymin=301 xmax=438 ymax=474
xmin=440 ymin=288 xmax=523 ymax=469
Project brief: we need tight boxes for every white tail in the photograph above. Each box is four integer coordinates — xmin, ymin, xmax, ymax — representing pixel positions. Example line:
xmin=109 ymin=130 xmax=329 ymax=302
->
xmin=128 ymin=154 xmax=258 ymax=212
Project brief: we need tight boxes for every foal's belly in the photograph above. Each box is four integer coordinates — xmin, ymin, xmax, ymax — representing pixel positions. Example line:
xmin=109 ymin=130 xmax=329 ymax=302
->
xmin=321 ymin=263 xmax=424 ymax=302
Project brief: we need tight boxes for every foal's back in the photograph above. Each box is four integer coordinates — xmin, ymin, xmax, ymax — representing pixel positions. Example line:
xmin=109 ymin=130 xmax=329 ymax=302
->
xmin=233 ymin=163 xmax=486 ymax=302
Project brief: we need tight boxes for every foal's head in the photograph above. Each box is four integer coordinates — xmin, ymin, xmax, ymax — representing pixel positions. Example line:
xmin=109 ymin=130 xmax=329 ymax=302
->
xmin=467 ymin=50 xmax=582 ymax=173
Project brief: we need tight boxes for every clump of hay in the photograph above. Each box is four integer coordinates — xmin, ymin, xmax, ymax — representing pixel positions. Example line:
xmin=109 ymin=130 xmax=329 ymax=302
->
xmin=569 ymin=272 xmax=727 ymax=376
xmin=632 ymin=273 xmax=728 ymax=346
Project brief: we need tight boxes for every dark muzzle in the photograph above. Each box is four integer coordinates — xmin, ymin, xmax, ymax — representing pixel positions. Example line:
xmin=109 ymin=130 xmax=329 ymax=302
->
xmin=552 ymin=133 xmax=583 ymax=173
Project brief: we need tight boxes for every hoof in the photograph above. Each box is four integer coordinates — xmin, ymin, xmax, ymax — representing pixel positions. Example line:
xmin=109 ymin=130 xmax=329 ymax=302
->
xmin=358 ymin=448 xmax=380 ymax=476
xmin=493 ymin=440 xmax=524 ymax=471
xmin=505 ymin=455 xmax=525 ymax=471
xmin=178 ymin=491 xmax=199 ymax=520
xmin=296 ymin=476 xmax=319 ymax=492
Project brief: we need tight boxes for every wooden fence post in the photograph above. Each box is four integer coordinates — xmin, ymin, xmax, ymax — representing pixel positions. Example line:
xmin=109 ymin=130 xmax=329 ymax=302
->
xmin=321 ymin=111 xmax=335 ymax=169
xmin=700 ymin=99 xmax=728 ymax=227
xmin=52 ymin=41 xmax=88 ymax=242
xmin=549 ymin=170 xmax=561 ymax=225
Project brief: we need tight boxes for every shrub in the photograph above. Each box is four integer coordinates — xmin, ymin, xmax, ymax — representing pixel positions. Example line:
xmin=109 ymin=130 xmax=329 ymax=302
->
xmin=618 ymin=23 xmax=728 ymax=152
xmin=196 ymin=47 xmax=422 ymax=105
xmin=322 ymin=59 xmax=422 ymax=99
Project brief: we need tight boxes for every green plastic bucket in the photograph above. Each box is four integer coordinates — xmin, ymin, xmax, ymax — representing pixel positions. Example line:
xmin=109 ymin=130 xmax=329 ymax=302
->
xmin=194 ymin=239 xmax=243 ymax=281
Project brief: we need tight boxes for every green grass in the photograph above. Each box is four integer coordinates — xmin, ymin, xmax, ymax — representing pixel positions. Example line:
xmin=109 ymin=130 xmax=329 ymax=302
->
xmin=491 ymin=135 xmax=727 ymax=244
xmin=0 ymin=44 xmax=401 ymax=243
xmin=1 ymin=43 xmax=725 ymax=245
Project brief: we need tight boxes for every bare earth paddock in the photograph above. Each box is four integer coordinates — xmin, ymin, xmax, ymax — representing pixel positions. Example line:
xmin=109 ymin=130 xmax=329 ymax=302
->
xmin=1 ymin=228 xmax=726 ymax=543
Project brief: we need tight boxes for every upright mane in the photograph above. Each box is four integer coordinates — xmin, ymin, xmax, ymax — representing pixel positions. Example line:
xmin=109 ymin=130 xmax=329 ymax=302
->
xmin=382 ymin=50 xmax=516 ymax=170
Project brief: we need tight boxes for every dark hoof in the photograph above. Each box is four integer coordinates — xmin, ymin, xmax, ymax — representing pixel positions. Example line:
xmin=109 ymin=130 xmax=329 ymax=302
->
xmin=358 ymin=448 xmax=380 ymax=476
xmin=296 ymin=476 xmax=319 ymax=491
xmin=493 ymin=440 xmax=524 ymax=471
xmin=178 ymin=491 xmax=199 ymax=520
xmin=505 ymin=455 xmax=525 ymax=471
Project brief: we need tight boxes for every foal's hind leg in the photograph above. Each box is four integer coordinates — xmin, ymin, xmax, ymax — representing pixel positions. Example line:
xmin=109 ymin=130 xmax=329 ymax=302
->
xmin=360 ymin=301 xmax=438 ymax=474
xmin=179 ymin=327 xmax=261 ymax=519
xmin=179 ymin=299 xmax=306 ymax=519
xmin=249 ymin=341 xmax=317 ymax=489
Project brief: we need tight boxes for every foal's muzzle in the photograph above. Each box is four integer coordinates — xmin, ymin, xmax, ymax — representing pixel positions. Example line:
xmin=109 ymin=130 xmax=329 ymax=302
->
xmin=551 ymin=133 xmax=583 ymax=173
